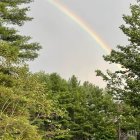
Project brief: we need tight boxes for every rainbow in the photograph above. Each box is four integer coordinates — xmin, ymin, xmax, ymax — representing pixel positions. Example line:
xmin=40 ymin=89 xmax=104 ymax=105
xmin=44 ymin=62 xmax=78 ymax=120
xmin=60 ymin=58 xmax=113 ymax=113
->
xmin=45 ymin=0 xmax=112 ymax=54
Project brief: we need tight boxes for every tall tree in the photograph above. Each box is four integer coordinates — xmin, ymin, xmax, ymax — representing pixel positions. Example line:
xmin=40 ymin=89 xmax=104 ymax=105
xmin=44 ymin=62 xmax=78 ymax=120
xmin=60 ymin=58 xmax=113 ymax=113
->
xmin=96 ymin=3 xmax=140 ymax=131
xmin=44 ymin=74 xmax=116 ymax=140
xmin=0 ymin=0 xmax=45 ymax=139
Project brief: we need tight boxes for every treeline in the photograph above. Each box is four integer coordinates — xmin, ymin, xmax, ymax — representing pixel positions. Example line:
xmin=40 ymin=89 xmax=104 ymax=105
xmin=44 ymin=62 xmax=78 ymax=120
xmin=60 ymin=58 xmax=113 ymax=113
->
xmin=32 ymin=73 xmax=117 ymax=139
xmin=0 ymin=69 xmax=128 ymax=139
xmin=0 ymin=0 xmax=139 ymax=140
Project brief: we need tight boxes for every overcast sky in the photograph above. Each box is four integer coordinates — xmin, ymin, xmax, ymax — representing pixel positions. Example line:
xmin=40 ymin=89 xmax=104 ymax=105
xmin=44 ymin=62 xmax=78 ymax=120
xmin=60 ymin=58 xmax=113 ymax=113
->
xmin=20 ymin=0 xmax=136 ymax=87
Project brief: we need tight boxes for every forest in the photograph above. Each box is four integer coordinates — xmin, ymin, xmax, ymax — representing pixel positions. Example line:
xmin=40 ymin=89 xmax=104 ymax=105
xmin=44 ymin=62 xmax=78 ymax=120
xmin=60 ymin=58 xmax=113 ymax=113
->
xmin=0 ymin=0 xmax=140 ymax=140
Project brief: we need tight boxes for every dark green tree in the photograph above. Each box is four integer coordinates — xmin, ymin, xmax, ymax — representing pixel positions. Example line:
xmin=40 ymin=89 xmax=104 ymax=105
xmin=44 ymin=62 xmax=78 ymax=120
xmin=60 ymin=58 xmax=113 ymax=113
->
xmin=0 ymin=0 xmax=46 ymax=139
xmin=0 ymin=0 xmax=41 ymax=62
xmin=45 ymin=74 xmax=116 ymax=140
xmin=96 ymin=3 xmax=140 ymax=131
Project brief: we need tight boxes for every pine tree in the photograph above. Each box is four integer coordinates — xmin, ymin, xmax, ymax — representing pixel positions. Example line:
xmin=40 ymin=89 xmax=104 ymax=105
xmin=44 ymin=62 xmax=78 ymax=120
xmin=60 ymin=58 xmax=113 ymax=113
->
xmin=0 ymin=0 xmax=41 ymax=63
xmin=0 ymin=0 xmax=44 ymax=139
xmin=96 ymin=3 xmax=140 ymax=131
xmin=48 ymin=75 xmax=116 ymax=140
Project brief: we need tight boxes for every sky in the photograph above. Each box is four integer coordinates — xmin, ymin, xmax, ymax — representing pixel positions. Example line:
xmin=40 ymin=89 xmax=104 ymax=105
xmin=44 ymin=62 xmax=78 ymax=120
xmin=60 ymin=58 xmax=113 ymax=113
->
xmin=20 ymin=0 xmax=136 ymax=87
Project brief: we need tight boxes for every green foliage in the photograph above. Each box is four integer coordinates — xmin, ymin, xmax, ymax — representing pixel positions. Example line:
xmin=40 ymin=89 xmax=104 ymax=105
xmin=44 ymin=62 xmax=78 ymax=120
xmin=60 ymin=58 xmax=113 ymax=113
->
xmin=0 ymin=0 xmax=41 ymax=62
xmin=96 ymin=3 xmax=140 ymax=133
xmin=0 ymin=66 xmax=42 ymax=139
xmin=2 ymin=0 xmax=138 ymax=139
xmin=37 ymin=73 xmax=117 ymax=140
xmin=0 ymin=0 xmax=48 ymax=139
xmin=128 ymin=136 xmax=136 ymax=140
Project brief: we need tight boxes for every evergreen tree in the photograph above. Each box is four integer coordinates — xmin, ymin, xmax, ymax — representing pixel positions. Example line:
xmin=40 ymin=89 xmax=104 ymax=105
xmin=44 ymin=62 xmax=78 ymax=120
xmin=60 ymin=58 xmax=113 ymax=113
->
xmin=43 ymin=74 xmax=116 ymax=140
xmin=0 ymin=0 xmax=46 ymax=139
xmin=96 ymin=3 xmax=140 ymax=131
xmin=0 ymin=0 xmax=41 ymax=63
